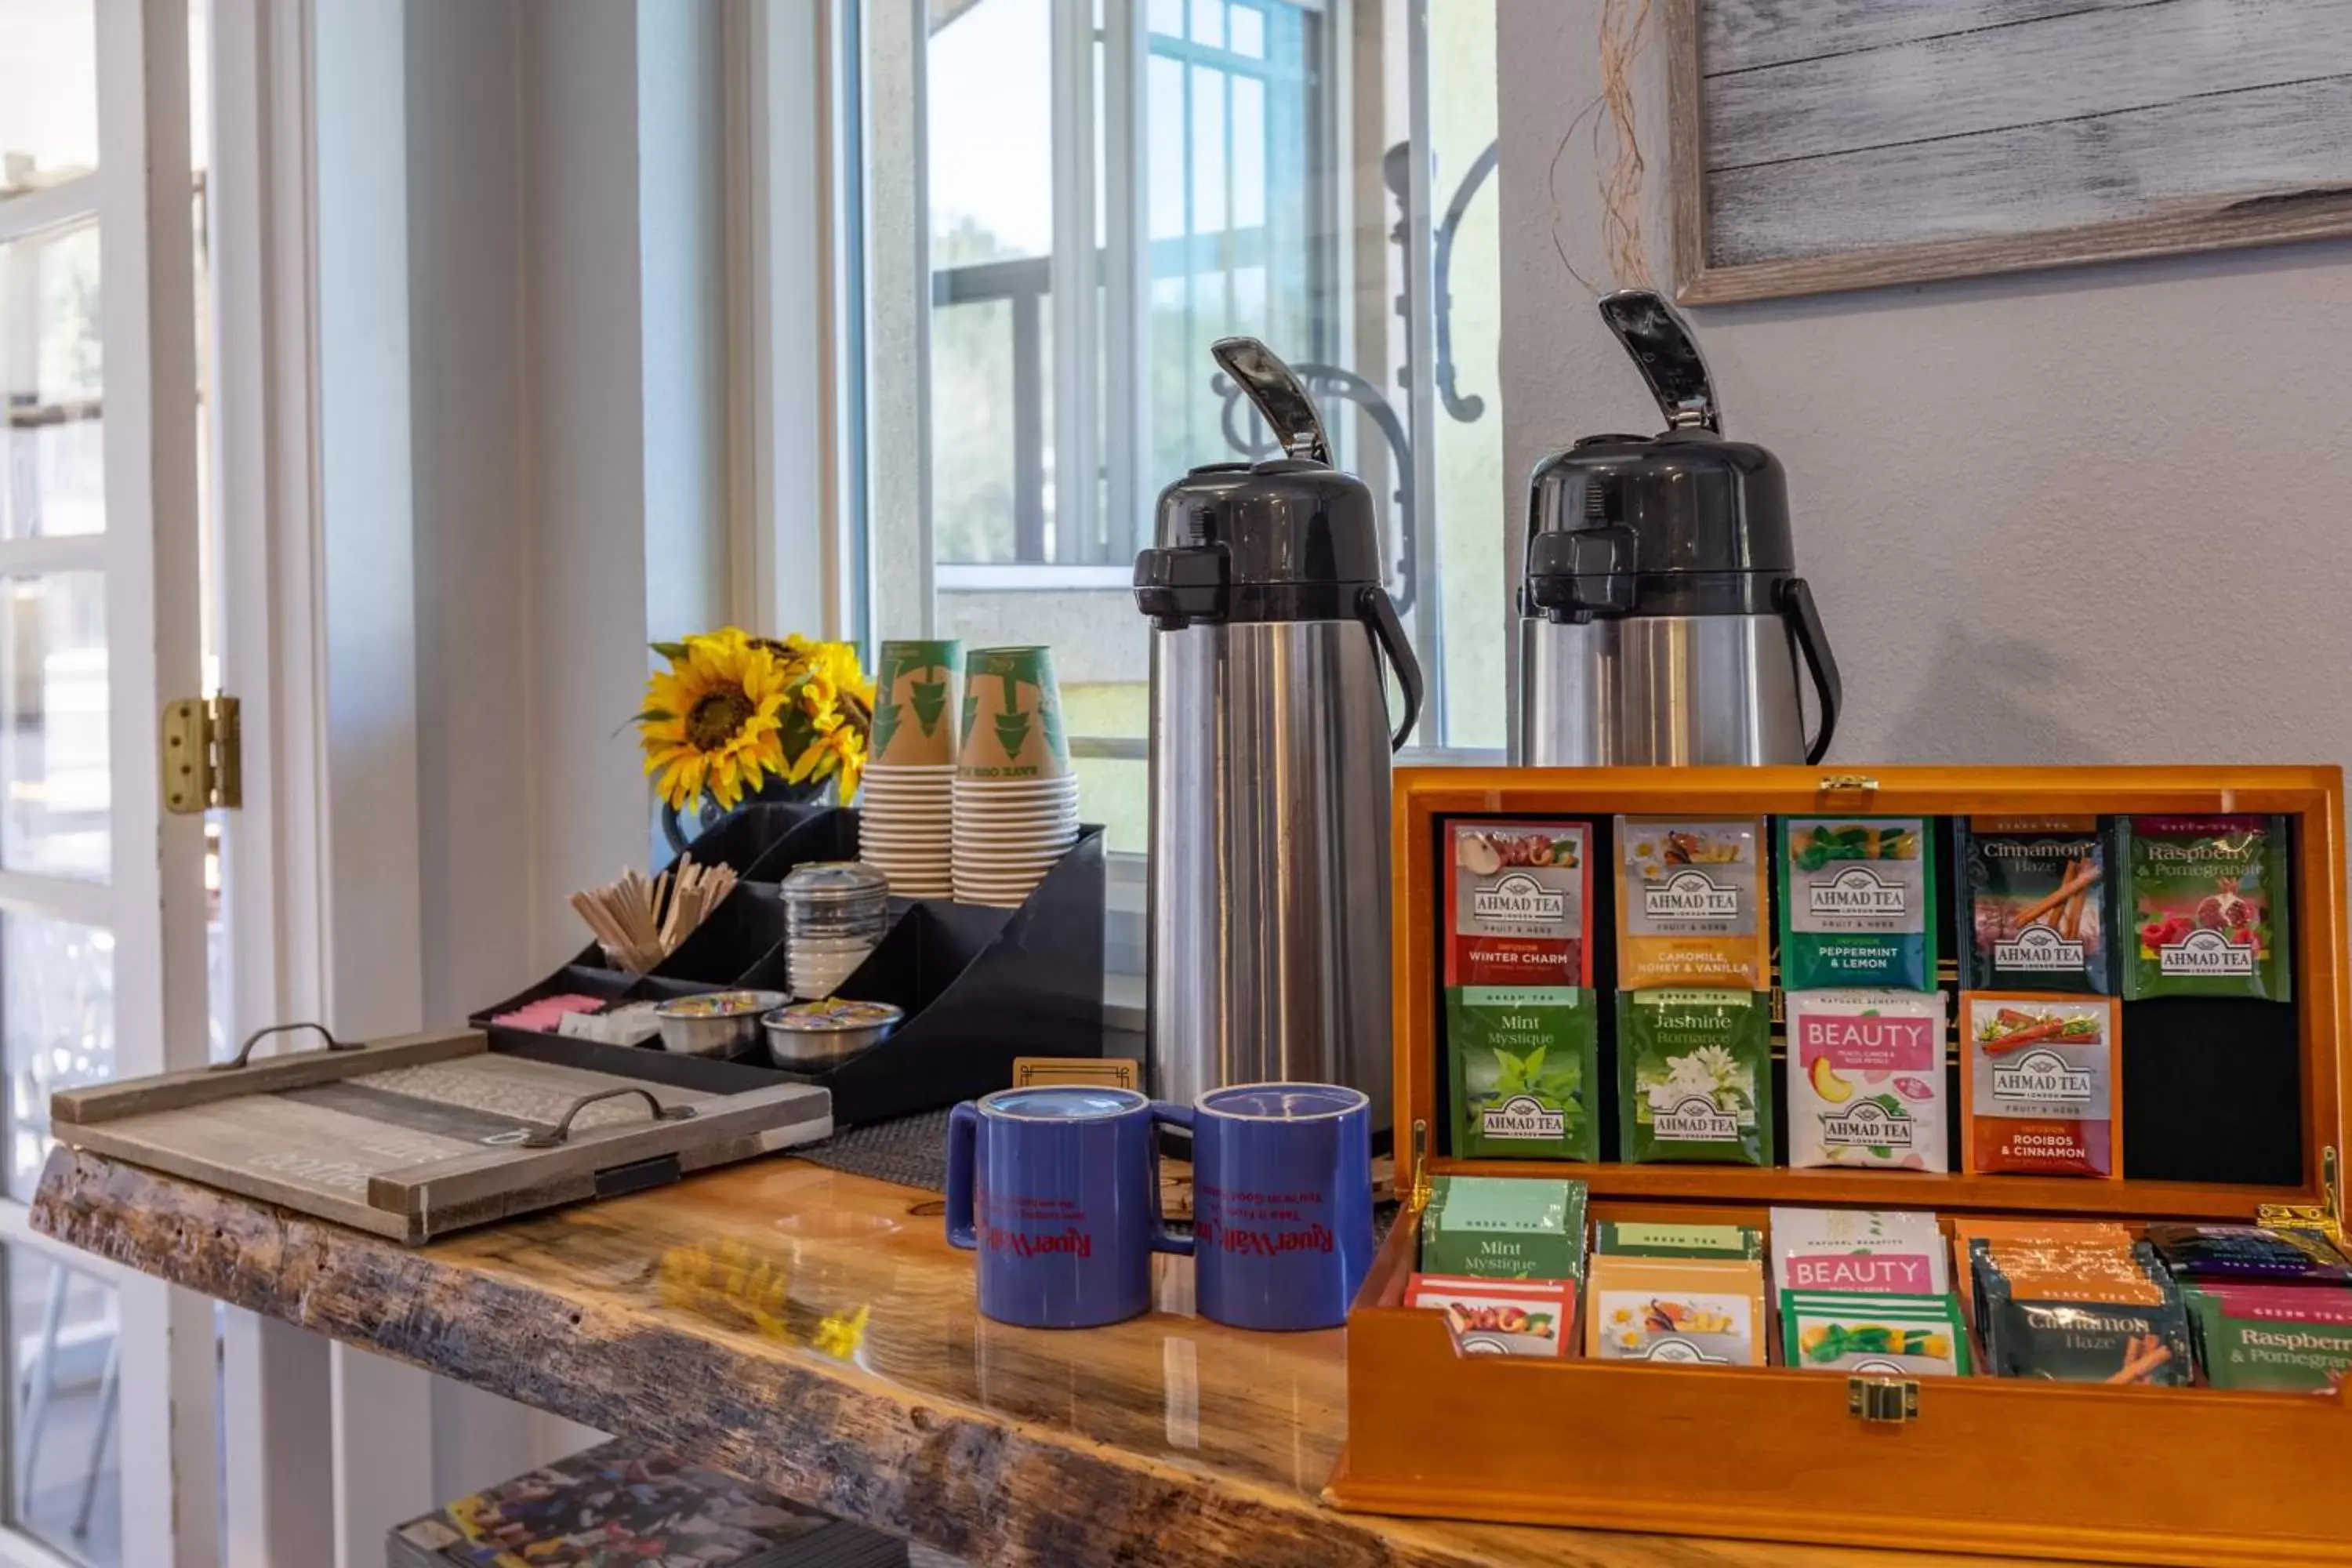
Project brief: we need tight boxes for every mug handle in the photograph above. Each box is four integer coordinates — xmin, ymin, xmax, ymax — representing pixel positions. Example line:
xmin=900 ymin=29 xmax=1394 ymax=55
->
xmin=946 ymin=1102 xmax=979 ymax=1250
xmin=1150 ymin=1104 xmax=1195 ymax=1257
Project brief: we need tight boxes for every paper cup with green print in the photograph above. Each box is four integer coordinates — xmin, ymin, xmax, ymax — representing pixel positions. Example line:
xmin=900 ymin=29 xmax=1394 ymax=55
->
xmin=868 ymin=639 xmax=964 ymax=768
xmin=956 ymin=646 xmax=1072 ymax=781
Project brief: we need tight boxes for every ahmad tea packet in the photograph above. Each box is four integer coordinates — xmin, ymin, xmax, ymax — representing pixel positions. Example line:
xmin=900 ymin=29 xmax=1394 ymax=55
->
xmin=1585 ymin=1255 xmax=1766 ymax=1366
xmin=1969 ymin=1235 xmax=2191 ymax=1385
xmin=1418 ymin=1175 xmax=1588 ymax=1282
xmin=1618 ymin=989 xmax=1772 ymax=1166
xmin=2145 ymin=1223 xmax=2352 ymax=1286
xmin=1445 ymin=821 xmax=1592 ymax=988
xmin=1959 ymin=818 xmax=2111 ymax=994
xmin=2119 ymin=815 xmax=2292 ymax=1002
xmin=1781 ymin=1291 xmax=1969 ymax=1377
xmin=2183 ymin=1281 xmax=2352 ymax=1393
xmin=1949 ymin=1217 xmax=2132 ymax=1327
xmin=1961 ymin=993 xmax=2120 ymax=1178
xmin=1777 ymin=818 xmax=1938 ymax=991
xmin=1406 ymin=1274 xmax=1575 ymax=1359
xmin=1784 ymin=989 xmax=1949 ymax=1171
xmin=1595 ymin=1221 xmax=1762 ymax=1261
xmin=1446 ymin=986 xmax=1598 ymax=1160
xmin=1613 ymin=817 xmax=1768 ymax=989
xmin=1769 ymin=1207 xmax=1950 ymax=1297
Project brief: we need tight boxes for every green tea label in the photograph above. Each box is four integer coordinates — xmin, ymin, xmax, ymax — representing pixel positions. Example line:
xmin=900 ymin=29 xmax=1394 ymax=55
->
xmin=1595 ymin=1221 xmax=1762 ymax=1259
xmin=1618 ymin=989 xmax=1772 ymax=1166
xmin=1446 ymin=986 xmax=1598 ymax=1160
xmin=2185 ymin=1282 xmax=2352 ymax=1392
xmin=1418 ymin=1175 xmax=1588 ymax=1282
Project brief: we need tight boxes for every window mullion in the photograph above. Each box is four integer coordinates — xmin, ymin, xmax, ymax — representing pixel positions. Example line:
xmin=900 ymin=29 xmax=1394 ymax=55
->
xmin=1399 ymin=0 xmax=1445 ymax=740
xmin=1048 ymin=2 xmax=1099 ymax=566
xmin=1099 ymin=0 xmax=1150 ymax=562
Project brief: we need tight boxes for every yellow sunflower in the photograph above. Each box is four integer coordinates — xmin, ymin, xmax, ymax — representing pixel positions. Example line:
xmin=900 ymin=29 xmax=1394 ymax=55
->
xmin=789 ymin=715 xmax=867 ymax=802
xmin=637 ymin=630 xmax=791 ymax=811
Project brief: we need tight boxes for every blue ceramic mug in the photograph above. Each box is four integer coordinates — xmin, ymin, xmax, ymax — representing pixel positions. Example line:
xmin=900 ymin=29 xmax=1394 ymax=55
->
xmin=946 ymin=1087 xmax=1192 ymax=1328
xmin=1188 ymin=1082 xmax=1374 ymax=1331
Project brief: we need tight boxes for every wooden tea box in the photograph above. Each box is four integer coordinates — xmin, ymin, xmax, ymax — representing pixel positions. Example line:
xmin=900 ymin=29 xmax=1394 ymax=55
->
xmin=1329 ymin=766 xmax=2350 ymax=1566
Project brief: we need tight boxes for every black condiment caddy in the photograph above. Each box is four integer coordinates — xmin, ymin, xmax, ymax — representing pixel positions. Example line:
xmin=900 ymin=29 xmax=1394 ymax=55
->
xmin=473 ymin=804 xmax=1108 ymax=1126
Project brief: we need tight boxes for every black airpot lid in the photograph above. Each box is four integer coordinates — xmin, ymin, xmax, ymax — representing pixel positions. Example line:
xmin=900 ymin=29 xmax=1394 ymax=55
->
xmin=1135 ymin=339 xmax=1384 ymax=626
xmin=1523 ymin=291 xmax=1794 ymax=620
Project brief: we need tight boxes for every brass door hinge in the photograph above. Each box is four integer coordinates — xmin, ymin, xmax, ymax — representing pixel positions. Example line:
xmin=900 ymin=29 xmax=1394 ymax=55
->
xmin=1847 ymin=1375 xmax=1920 ymax=1425
xmin=162 ymin=695 xmax=241 ymax=814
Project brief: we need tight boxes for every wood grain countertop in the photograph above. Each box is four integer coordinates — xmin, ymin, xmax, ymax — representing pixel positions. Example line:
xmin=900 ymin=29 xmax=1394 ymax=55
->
xmin=33 ymin=1147 xmax=2064 ymax=1568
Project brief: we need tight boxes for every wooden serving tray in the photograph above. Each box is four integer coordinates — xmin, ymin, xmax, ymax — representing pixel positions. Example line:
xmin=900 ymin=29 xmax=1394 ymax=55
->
xmin=1330 ymin=764 xmax=2352 ymax=1566
xmin=49 ymin=1028 xmax=832 ymax=1242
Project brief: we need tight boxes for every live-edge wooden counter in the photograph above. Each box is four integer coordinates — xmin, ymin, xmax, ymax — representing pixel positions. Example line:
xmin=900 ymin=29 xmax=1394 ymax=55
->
xmin=34 ymin=1148 xmax=2062 ymax=1568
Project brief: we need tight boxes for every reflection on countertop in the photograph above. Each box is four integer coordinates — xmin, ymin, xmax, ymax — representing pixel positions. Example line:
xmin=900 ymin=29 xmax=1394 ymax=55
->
xmin=468 ymin=1159 xmax=1346 ymax=1500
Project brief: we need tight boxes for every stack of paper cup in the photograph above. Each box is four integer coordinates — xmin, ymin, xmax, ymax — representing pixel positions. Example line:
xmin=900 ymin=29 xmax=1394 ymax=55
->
xmin=952 ymin=646 xmax=1079 ymax=909
xmin=855 ymin=639 xmax=962 ymax=900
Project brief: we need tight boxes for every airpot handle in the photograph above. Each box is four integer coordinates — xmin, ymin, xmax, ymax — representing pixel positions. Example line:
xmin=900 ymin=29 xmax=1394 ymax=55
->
xmin=1211 ymin=337 xmax=1331 ymax=465
xmin=1597 ymin=289 xmax=1720 ymax=434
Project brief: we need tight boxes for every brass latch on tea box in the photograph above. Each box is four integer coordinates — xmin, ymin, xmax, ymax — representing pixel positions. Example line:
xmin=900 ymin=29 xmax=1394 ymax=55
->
xmin=1847 ymin=1376 xmax=1919 ymax=1425
xmin=1817 ymin=772 xmax=1879 ymax=803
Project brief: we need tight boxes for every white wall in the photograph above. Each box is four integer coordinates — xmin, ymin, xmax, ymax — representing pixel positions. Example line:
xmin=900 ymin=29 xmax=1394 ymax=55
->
xmin=312 ymin=0 xmax=735 ymax=1544
xmin=409 ymin=0 xmax=533 ymax=1023
xmin=1496 ymin=3 xmax=2352 ymax=781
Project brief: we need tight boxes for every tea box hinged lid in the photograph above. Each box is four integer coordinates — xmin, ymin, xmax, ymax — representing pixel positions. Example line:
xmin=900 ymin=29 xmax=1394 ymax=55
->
xmin=2259 ymin=1145 xmax=2344 ymax=1243
xmin=1408 ymin=1117 xmax=1432 ymax=1213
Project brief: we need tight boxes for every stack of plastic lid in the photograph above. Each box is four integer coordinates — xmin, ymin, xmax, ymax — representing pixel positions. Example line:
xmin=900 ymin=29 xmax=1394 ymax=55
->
xmin=781 ymin=861 xmax=891 ymax=999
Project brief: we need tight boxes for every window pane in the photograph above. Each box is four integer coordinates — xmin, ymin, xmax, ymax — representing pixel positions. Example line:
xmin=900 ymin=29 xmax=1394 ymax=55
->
xmin=1229 ymin=4 xmax=1265 ymax=58
xmin=1073 ymin=754 xmax=1146 ymax=857
xmin=1231 ymin=77 xmax=1265 ymax=228
xmin=0 ymin=1 xmax=99 ymax=199
xmin=1146 ymin=0 xmax=1183 ymax=38
xmin=931 ymin=297 xmax=1017 ymax=565
xmin=5 ymin=911 xmax=113 ymax=1203
xmin=0 ymin=574 xmax=109 ymax=881
xmin=2 ymin=223 xmax=106 ymax=540
xmin=1428 ymin=1 xmax=1506 ymax=747
xmin=1145 ymin=56 xmax=1186 ymax=241
xmin=1189 ymin=0 xmax=1223 ymax=49
xmin=7 ymin=1249 xmax=121 ymax=1567
xmin=927 ymin=0 xmax=1053 ymax=263
xmin=1188 ymin=67 xmax=1226 ymax=234
xmin=927 ymin=0 xmax=1056 ymax=575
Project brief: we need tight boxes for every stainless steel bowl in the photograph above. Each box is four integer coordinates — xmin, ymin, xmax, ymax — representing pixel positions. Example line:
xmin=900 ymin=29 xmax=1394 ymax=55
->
xmin=652 ymin=990 xmax=788 ymax=1057
xmin=761 ymin=999 xmax=903 ymax=1072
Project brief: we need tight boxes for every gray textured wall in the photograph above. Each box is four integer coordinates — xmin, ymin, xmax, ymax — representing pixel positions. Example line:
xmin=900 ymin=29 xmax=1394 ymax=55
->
xmin=1496 ymin=1 xmax=2352 ymax=777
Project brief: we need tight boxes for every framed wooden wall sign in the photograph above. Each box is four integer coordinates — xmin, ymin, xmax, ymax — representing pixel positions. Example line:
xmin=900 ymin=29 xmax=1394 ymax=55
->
xmin=1665 ymin=0 xmax=2352 ymax=304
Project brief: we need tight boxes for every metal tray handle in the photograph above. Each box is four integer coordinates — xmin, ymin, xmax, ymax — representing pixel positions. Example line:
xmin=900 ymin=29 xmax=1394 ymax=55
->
xmin=523 ymin=1087 xmax=695 ymax=1149
xmin=212 ymin=1022 xmax=362 ymax=1073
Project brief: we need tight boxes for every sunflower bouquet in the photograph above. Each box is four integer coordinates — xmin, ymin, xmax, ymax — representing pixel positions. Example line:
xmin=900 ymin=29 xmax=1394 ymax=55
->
xmin=636 ymin=629 xmax=873 ymax=815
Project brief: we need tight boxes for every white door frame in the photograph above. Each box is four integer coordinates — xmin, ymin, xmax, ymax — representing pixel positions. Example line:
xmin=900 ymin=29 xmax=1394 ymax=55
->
xmin=0 ymin=0 xmax=220 ymax=1563
xmin=205 ymin=0 xmax=340 ymax=1564
xmin=94 ymin=0 xmax=218 ymax=1561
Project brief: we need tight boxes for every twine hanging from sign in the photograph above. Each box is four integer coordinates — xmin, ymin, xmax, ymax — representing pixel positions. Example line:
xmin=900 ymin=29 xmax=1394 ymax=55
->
xmin=1554 ymin=0 xmax=1656 ymax=295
